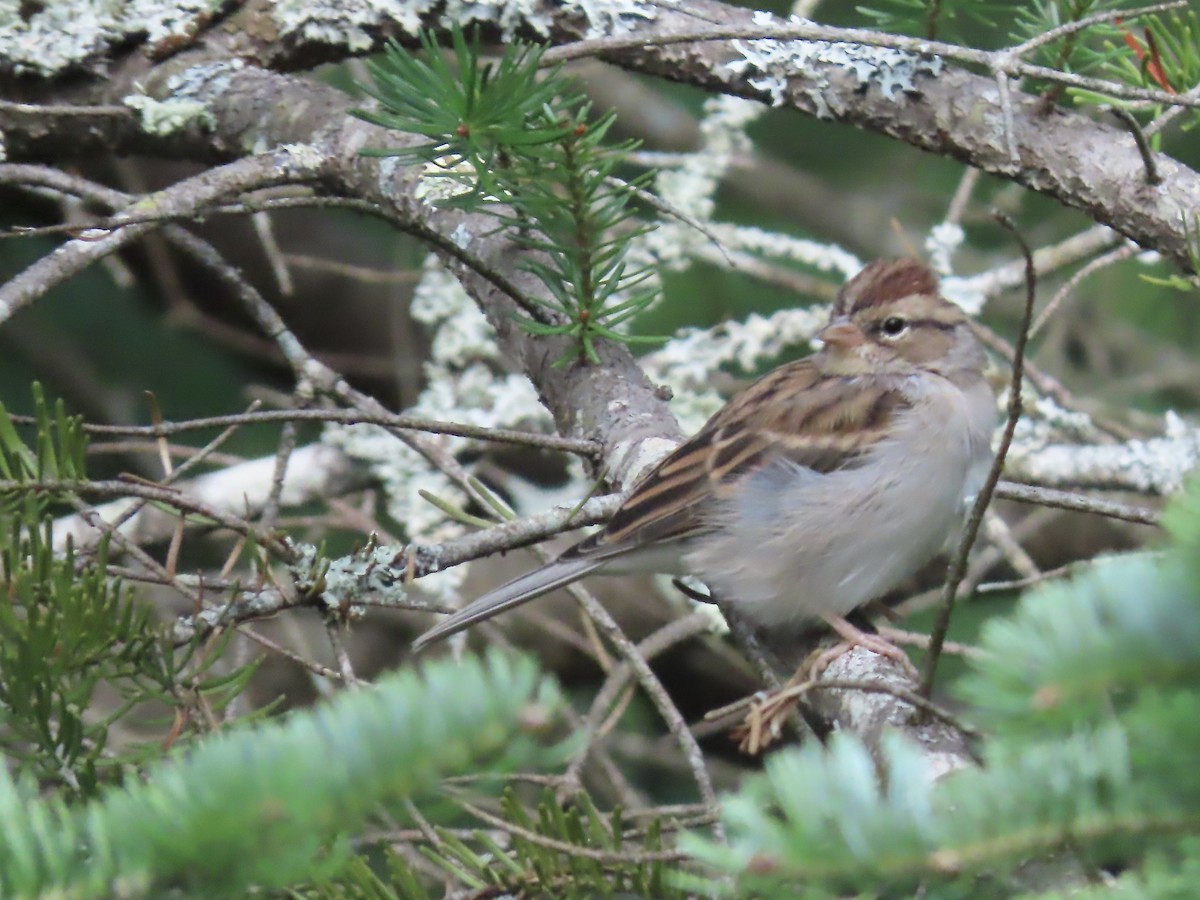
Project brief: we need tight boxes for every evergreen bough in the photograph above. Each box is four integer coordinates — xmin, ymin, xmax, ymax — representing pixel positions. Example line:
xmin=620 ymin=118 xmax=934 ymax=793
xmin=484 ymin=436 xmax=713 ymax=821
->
xmin=0 ymin=649 xmax=560 ymax=897
xmin=353 ymin=26 xmax=662 ymax=366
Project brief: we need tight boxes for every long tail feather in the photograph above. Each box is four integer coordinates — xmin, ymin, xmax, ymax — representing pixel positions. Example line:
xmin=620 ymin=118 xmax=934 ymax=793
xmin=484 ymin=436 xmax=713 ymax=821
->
xmin=412 ymin=556 xmax=604 ymax=651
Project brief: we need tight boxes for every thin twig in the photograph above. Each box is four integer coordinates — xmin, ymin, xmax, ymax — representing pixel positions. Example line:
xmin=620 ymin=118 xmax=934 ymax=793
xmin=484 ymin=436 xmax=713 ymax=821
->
xmin=0 ymin=98 xmax=134 ymax=118
xmin=65 ymin=497 xmax=201 ymax=607
xmin=983 ymin=509 xmax=1040 ymax=580
xmin=548 ymin=563 xmax=725 ymax=842
xmin=239 ymin=626 xmax=345 ymax=681
xmin=251 ymin=210 xmax=295 ymax=295
xmin=1107 ymin=107 xmax=1163 ymax=186
xmin=12 ymin=407 xmax=598 ymax=456
xmin=282 ymin=253 xmax=422 ymax=284
xmin=995 ymin=480 xmax=1160 ymax=526
xmin=2 ymin=478 xmax=295 ymax=560
xmin=1029 ymin=244 xmax=1137 ymax=339
xmin=171 ymin=493 xmax=623 ymax=643
xmin=920 ymin=213 xmax=1038 ymax=700
xmin=324 ymin=619 xmax=361 ymax=687
xmin=449 ymin=795 xmax=690 ymax=865
xmin=562 ymin=612 xmax=714 ymax=792
xmin=971 ymin=320 xmax=1141 ymax=442
xmin=0 ymin=152 xmax=328 ymax=324
xmin=88 ymin=440 xmax=245 ymax=468
xmin=261 ymin=414 xmax=302 ymax=531
xmin=100 ymin=401 xmax=261 ymax=542
xmin=944 ymin=167 xmax=981 ymax=226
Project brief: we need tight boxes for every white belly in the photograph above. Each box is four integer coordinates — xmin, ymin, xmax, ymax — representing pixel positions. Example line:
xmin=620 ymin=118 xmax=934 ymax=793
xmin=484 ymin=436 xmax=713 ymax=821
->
xmin=686 ymin=376 xmax=994 ymax=627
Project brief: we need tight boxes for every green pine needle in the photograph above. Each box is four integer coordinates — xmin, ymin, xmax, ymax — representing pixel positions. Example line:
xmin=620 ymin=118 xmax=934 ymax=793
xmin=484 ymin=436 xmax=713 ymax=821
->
xmin=353 ymin=25 xmax=665 ymax=365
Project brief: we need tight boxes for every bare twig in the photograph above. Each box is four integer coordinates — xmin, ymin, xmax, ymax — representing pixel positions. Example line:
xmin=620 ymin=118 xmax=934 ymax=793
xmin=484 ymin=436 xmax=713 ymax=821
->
xmin=251 ymin=210 xmax=295 ymax=295
xmin=19 ymin=407 xmax=597 ymax=456
xmin=324 ymin=620 xmax=361 ymax=687
xmin=4 ymin=478 xmax=295 ymax=560
xmin=920 ymin=214 xmax=1038 ymax=700
xmin=261 ymin=419 xmax=300 ymax=532
xmin=1029 ymin=244 xmax=1137 ymax=339
xmin=562 ymin=612 xmax=714 ymax=792
xmin=170 ymin=493 xmax=623 ymax=643
xmin=0 ymin=98 xmax=133 ymax=118
xmin=554 ymin=571 xmax=726 ymax=842
xmin=1107 ymin=107 xmax=1163 ymax=186
xmin=239 ymin=626 xmax=345 ymax=681
xmin=282 ymin=253 xmax=422 ymax=284
xmin=0 ymin=150 xmax=329 ymax=324
xmin=943 ymin=167 xmax=981 ymax=226
xmin=995 ymin=480 xmax=1161 ymax=526
xmin=449 ymin=794 xmax=690 ymax=864
xmin=101 ymin=401 xmax=262 ymax=544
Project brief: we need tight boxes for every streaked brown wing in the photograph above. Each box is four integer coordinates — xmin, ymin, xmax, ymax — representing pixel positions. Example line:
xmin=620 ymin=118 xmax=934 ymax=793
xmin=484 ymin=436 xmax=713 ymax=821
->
xmin=563 ymin=359 xmax=910 ymax=562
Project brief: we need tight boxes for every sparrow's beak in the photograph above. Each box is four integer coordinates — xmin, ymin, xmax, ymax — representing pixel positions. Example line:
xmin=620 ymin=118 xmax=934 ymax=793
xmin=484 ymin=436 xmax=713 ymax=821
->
xmin=817 ymin=318 xmax=866 ymax=350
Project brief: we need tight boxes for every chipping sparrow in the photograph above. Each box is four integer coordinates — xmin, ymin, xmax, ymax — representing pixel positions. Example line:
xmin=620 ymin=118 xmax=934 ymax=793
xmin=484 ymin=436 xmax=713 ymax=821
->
xmin=413 ymin=259 xmax=996 ymax=653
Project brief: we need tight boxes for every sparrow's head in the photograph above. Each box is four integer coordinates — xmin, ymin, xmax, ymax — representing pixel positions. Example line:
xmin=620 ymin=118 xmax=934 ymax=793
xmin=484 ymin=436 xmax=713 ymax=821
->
xmin=817 ymin=258 xmax=984 ymax=378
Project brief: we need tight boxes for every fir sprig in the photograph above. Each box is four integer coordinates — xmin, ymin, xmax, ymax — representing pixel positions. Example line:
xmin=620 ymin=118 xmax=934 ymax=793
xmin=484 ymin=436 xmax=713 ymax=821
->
xmin=0 ymin=388 xmax=259 ymax=798
xmin=353 ymin=27 xmax=663 ymax=366
xmin=0 ymin=651 xmax=561 ymax=896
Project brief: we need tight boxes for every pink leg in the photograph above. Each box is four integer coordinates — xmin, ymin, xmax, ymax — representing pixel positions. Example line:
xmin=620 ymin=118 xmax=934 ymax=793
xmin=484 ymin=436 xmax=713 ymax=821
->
xmin=812 ymin=613 xmax=919 ymax=679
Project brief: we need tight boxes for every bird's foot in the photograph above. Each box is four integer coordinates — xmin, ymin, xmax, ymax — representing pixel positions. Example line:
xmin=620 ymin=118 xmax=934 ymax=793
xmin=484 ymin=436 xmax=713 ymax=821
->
xmin=810 ymin=612 xmax=919 ymax=680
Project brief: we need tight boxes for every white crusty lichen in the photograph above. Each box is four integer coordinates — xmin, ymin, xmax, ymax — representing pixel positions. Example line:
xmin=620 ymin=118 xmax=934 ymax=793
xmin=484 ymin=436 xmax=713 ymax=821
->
xmin=925 ymin=221 xmax=964 ymax=276
xmin=161 ymin=59 xmax=246 ymax=103
xmin=271 ymin=0 xmax=432 ymax=52
xmin=123 ymin=93 xmax=213 ymax=135
xmin=319 ymin=543 xmax=413 ymax=614
xmin=412 ymin=158 xmax=481 ymax=208
xmin=0 ymin=0 xmax=224 ymax=76
xmin=727 ymin=11 xmax=942 ymax=112
xmin=271 ymin=0 xmax=572 ymax=48
xmin=712 ymin=224 xmax=861 ymax=277
xmin=1008 ymin=411 xmax=1200 ymax=495
xmin=123 ymin=60 xmax=247 ymax=136
xmin=940 ymin=273 xmax=987 ymax=316
xmin=270 ymin=0 xmax=660 ymax=51
xmin=573 ymin=0 xmax=658 ymax=38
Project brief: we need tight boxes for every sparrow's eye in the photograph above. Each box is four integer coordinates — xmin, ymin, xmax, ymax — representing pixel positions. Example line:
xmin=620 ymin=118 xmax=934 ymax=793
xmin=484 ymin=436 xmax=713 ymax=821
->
xmin=879 ymin=316 xmax=908 ymax=338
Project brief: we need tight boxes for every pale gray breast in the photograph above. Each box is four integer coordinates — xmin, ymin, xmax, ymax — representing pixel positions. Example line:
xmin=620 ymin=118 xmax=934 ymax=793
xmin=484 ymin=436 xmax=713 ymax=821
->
xmin=687 ymin=374 xmax=995 ymax=627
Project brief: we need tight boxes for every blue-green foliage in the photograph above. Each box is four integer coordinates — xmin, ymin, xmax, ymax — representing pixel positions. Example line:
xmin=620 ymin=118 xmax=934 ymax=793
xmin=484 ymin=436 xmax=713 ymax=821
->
xmin=684 ymin=478 xmax=1200 ymax=895
xmin=0 ymin=650 xmax=560 ymax=897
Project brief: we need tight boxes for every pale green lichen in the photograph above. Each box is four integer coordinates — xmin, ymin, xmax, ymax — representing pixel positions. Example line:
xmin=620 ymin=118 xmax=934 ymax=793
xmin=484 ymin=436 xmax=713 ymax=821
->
xmin=123 ymin=93 xmax=214 ymax=135
xmin=728 ymin=10 xmax=943 ymax=113
xmin=0 ymin=0 xmax=224 ymax=77
xmin=270 ymin=0 xmax=653 ymax=50
xmin=122 ymin=60 xmax=252 ymax=136
xmin=271 ymin=0 xmax=436 ymax=52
